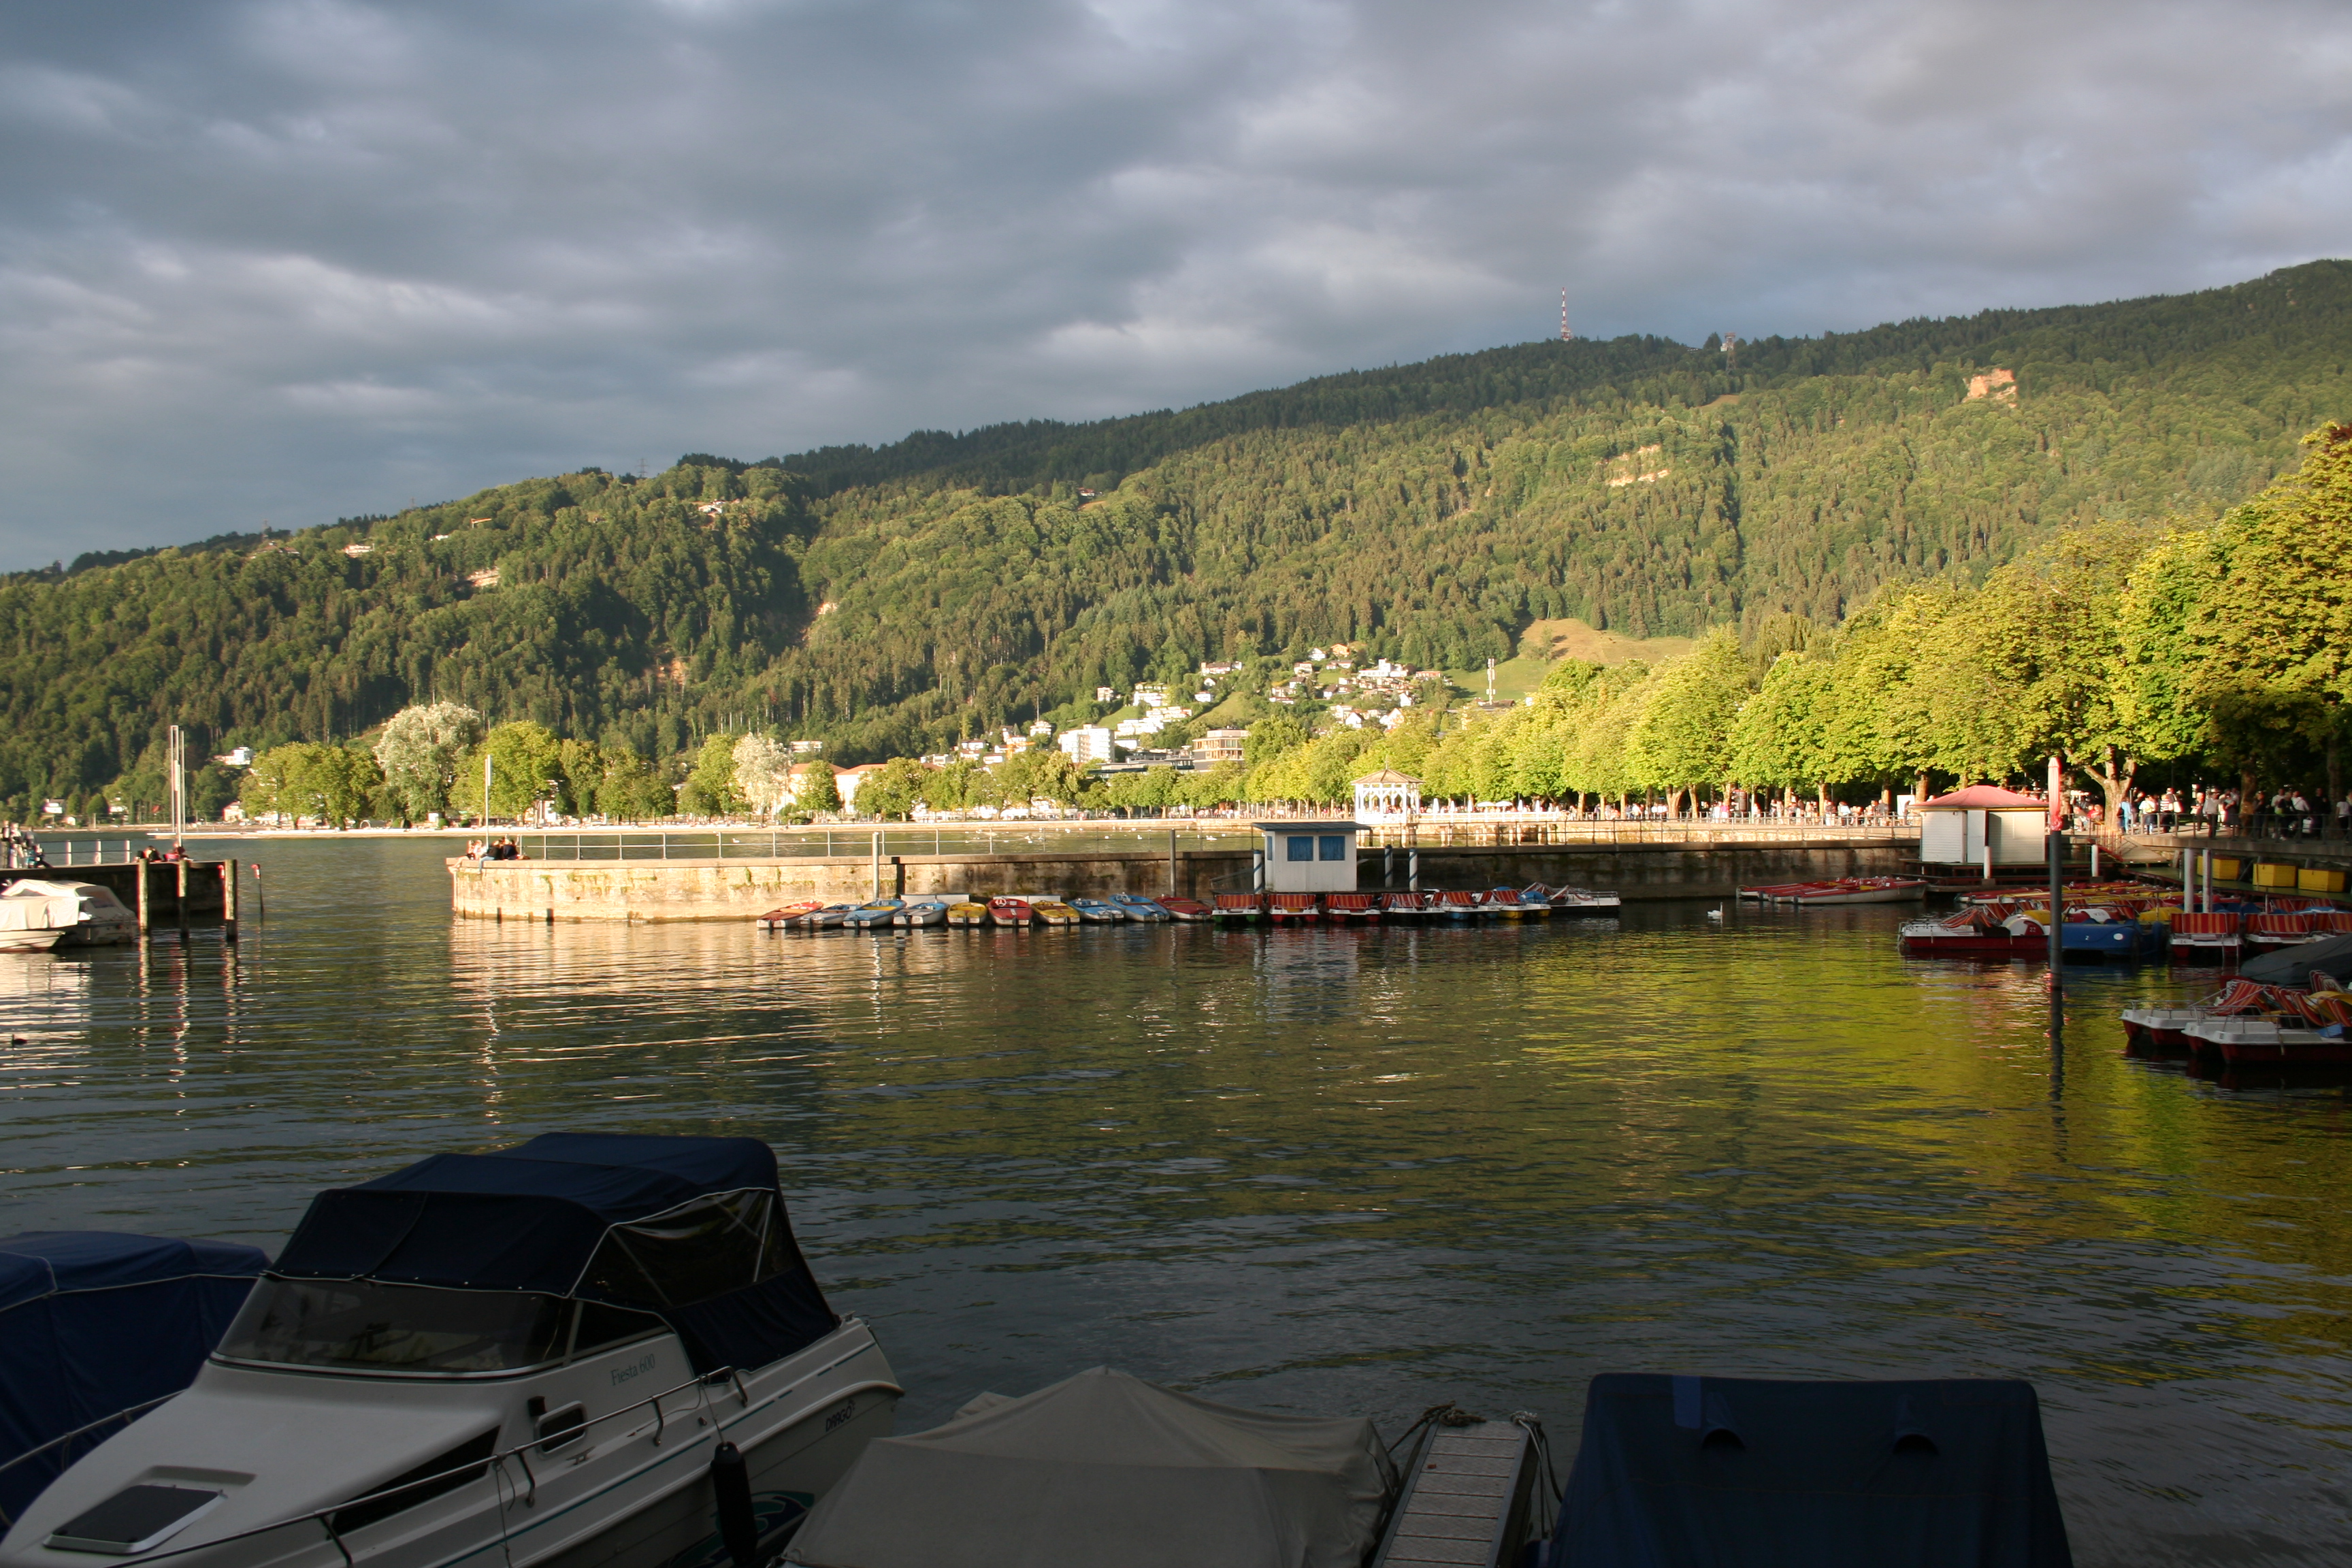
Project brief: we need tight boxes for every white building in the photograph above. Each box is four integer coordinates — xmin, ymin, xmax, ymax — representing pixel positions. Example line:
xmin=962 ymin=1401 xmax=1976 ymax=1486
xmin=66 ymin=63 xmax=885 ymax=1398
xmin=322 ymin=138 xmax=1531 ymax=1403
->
xmin=1059 ymin=726 xmax=1116 ymax=765
xmin=1254 ymin=820 xmax=1362 ymax=893
xmin=1916 ymin=785 xmax=2051 ymax=866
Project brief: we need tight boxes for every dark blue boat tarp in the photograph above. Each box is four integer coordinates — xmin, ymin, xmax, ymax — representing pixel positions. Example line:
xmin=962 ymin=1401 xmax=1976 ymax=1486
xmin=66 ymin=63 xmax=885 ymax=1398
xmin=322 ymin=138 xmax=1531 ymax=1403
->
xmin=270 ymin=1132 xmax=836 ymax=1377
xmin=0 ymin=1232 xmax=267 ymax=1520
xmin=1550 ymin=1374 xmax=2072 ymax=1568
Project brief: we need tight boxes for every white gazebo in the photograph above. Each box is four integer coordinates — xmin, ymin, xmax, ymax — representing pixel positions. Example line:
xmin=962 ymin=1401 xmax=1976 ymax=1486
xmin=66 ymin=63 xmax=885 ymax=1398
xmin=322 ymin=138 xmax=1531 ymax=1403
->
xmin=1352 ymin=768 xmax=1422 ymax=821
xmin=1916 ymin=785 xmax=2051 ymax=866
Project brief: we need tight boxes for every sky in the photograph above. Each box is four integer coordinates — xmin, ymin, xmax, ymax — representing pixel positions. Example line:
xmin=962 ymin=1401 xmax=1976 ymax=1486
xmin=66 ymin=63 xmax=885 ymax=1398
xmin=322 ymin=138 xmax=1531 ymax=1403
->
xmin=6 ymin=0 xmax=2352 ymax=569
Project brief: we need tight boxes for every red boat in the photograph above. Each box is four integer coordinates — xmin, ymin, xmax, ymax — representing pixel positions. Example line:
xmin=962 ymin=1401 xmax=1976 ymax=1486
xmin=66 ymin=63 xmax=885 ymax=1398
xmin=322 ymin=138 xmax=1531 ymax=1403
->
xmin=1434 ymin=889 xmax=1484 ymax=920
xmin=986 ymin=896 xmax=1035 ymax=926
xmin=2167 ymin=910 xmax=2242 ymax=963
xmin=2247 ymin=911 xmax=2319 ymax=953
xmin=1380 ymin=892 xmax=1429 ymax=919
xmin=754 ymin=899 xmax=826 ymax=930
xmin=1213 ymin=893 xmax=1265 ymax=924
xmin=1268 ymin=892 xmax=1322 ymax=923
xmin=1160 ymin=896 xmax=1211 ymax=923
xmin=2121 ymin=978 xmax=2279 ymax=1051
xmin=1325 ymin=893 xmax=1380 ymax=921
xmin=2185 ymin=984 xmax=2352 ymax=1065
xmin=1739 ymin=877 xmax=1928 ymax=906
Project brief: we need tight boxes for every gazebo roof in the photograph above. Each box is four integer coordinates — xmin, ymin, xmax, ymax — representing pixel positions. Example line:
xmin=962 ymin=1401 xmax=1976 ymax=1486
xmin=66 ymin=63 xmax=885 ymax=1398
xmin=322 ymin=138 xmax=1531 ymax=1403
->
xmin=1918 ymin=785 xmax=2044 ymax=810
xmin=1352 ymin=768 xmax=1422 ymax=786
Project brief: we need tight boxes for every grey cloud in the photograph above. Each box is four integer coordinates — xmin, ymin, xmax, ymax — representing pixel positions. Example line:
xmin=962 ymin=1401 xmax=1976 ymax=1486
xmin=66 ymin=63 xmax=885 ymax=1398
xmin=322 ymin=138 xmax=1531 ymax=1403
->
xmin=4 ymin=0 xmax=2351 ymax=565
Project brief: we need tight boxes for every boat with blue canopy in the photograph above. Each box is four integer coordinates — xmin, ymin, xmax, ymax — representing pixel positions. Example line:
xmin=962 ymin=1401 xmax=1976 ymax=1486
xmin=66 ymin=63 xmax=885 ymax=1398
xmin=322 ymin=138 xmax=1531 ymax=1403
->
xmin=0 ymin=1134 xmax=896 ymax=1568
xmin=0 ymin=1234 xmax=267 ymax=1525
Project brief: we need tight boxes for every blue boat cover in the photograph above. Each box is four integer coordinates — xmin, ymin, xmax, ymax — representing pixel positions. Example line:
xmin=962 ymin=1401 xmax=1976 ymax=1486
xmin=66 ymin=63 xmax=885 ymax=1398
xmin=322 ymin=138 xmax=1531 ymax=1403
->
xmin=270 ymin=1133 xmax=837 ymax=1377
xmin=1550 ymin=1374 xmax=2071 ymax=1568
xmin=0 ymin=1232 xmax=266 ymax=1520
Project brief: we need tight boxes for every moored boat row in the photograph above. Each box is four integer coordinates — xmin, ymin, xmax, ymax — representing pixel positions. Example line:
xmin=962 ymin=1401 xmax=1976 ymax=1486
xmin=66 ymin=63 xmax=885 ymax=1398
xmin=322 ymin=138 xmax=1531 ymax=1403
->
xmin=1209 ymin=883 xmax=1620 ymax=924
xmin=761 ymin=884 xmax=1622 ymax=930
xmin=758 ymin=893 xmax=1213 ymax=930
xmin=2122 ymin=977 xmax=2352 ymax=1066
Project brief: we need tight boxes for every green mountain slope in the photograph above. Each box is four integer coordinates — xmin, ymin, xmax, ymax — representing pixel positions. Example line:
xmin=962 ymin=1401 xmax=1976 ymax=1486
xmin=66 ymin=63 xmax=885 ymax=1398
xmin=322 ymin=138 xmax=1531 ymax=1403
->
xmin=3 ymin=260 xmax=2349 ymax=810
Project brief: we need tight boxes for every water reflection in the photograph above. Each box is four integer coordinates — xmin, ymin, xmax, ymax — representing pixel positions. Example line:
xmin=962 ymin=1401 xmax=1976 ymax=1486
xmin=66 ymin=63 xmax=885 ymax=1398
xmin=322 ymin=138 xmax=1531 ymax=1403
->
xmin=3 ymin=839 xmax=2350 ymax=1564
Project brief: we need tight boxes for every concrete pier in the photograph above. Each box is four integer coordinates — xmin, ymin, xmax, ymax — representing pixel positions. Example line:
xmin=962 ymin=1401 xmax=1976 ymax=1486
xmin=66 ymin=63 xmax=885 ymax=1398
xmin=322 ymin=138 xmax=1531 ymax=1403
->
xmin=449 ymin=834 xmax=1919 ymax=922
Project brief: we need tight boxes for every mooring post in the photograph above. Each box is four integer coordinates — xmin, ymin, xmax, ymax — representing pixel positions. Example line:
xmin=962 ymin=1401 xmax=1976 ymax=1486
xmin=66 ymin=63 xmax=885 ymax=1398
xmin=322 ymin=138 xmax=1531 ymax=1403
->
xmin=872 ymin=832 xmax=882 ymax=898
xmin=1168 ymin=830 xmax=1178 ymax=897
xmin=2046 ymin=756 xmax=2065 ymax=974
xmin=1252 ymin=849 xmax=1264 ymax=894
xmin=252 ymin=864 xmax=264 ymax=921
xmin=1384 ymin=846 xmax=1394 ymax=887
xmin=176 ymin=859 xmax=188 ymax=937
xmin=1408 ymin=848 xmax=1420 ymax=892
xmin=135 ymin=859 xmax=150 ymax=938
xmin=223 ymin=860 xmax=238 ymax=943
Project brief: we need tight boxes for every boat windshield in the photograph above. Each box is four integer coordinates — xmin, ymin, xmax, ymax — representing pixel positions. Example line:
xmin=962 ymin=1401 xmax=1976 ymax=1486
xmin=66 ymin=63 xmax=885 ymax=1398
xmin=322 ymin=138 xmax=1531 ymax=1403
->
xmin=218 ymin=1279 xmax=571 ymax=1374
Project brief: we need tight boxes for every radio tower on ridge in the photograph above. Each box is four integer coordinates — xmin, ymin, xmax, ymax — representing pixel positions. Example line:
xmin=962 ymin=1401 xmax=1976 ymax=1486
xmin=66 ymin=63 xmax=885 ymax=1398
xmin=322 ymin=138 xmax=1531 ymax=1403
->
xmin=1560 ymin=290 xmax=1574 ymax=343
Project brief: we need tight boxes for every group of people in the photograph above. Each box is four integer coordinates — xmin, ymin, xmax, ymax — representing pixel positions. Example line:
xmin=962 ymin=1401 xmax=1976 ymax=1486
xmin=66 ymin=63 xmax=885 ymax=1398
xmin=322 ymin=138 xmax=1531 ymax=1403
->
xmin=463 ymin=838 xmax=527 ymax=860
xmin=2097 ymin=787 xmax=2351 ymax=839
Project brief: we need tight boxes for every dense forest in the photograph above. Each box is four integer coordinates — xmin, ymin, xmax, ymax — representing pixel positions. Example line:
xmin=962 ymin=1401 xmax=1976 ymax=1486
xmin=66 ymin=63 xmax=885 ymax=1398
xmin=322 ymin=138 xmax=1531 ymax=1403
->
xmin=3 ymin=260 xmax=2349 ymax=817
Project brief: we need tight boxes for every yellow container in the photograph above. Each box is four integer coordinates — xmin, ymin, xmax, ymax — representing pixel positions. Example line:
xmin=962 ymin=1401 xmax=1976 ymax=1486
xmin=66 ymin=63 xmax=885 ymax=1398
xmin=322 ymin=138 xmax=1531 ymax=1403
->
xmin=2299 ymin=866 xmax=2348 ymax=894
xmin=2210 ymin=857 xmax=2244 ymax=881
xmin=2253 ymin=862 xmax=2298 ymax=889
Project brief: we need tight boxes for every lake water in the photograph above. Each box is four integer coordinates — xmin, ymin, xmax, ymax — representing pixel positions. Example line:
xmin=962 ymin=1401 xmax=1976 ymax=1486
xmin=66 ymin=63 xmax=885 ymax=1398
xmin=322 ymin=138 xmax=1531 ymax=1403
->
xmin=5 ymin=835 xmax=2349 ymax=1566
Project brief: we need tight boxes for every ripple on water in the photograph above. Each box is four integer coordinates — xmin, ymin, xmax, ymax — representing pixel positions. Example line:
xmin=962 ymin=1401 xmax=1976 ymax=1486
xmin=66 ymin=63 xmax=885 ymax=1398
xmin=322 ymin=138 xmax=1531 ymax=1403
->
xmin=3 ymin=837 xmax=2350 ymax=1565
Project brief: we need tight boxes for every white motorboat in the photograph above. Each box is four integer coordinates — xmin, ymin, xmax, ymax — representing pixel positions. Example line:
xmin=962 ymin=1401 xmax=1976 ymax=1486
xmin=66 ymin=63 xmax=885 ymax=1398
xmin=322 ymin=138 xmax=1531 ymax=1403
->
xmin=890 ymin=898 xmax=951 ymax=928
xmin=0 ymin=881 xmax=138 ymax=948
xmin=0 ymin=1134 xmax=898 ymax=1568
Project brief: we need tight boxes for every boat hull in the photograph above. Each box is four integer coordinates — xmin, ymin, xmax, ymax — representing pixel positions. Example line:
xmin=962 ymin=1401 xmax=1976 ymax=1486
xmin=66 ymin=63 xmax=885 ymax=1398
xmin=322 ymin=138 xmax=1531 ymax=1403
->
xmin=0 ymin=1322 xmax=900 ymax=1568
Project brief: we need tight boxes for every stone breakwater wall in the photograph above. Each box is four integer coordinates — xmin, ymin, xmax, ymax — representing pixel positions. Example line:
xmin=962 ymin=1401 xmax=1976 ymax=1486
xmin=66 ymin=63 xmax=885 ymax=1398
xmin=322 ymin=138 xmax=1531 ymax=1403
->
xmin=449 ymin=839 xmax=1918 ymax=922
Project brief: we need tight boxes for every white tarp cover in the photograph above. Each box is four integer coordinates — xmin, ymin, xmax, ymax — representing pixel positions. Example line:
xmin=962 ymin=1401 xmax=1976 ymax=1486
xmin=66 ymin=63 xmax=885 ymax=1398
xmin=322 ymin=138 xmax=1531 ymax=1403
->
xmin=0 ymin=883 xmax=81 ymax=932
xmin=0 ymin=881 xmax=132 ymax=934
xmin=786 ymin=1367 xmax=1395 ymax=1568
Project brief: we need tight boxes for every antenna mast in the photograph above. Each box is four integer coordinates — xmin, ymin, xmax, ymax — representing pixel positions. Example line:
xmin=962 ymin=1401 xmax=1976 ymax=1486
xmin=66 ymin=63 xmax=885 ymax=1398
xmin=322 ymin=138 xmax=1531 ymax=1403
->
xmin=1560 ymin=291 xmax=1574 ymax=343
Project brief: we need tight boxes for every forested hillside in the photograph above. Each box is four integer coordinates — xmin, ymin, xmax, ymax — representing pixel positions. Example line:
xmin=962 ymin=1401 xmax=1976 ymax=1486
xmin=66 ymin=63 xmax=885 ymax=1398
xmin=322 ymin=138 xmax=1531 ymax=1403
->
xmin=4 ymin=260 xmax=2349 ymax=815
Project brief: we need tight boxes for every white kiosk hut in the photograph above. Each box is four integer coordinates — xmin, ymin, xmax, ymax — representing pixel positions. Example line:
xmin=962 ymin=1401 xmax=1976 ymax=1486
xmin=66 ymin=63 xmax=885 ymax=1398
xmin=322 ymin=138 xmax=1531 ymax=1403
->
xmin=1352 ymin=768 xmax=1421 ymax=822
xmin=1253 ymin=821 xmax=1364 ymax=893
xmin=1916 ymin=785 xmax=2050 ymax=866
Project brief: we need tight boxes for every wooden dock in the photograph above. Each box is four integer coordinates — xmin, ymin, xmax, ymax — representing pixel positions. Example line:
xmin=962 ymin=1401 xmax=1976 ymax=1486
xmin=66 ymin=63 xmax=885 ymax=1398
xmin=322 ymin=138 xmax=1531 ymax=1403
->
xmin=0 ymin=858 xmax=242 ymax=934
xmin=1375 ymin=1420 xmax=1540 ymax=1567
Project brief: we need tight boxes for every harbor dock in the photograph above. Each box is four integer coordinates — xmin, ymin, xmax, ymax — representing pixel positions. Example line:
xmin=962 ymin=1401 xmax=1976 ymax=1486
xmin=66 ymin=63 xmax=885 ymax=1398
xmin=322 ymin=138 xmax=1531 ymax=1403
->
xmin=448 ymin=829 xmax=1921 ymax=922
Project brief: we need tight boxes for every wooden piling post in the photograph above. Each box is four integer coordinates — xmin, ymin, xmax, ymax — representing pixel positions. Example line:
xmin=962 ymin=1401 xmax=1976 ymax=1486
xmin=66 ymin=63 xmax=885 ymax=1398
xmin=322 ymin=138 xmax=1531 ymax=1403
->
xmin=253 ymin=864 xmax=265 ymax=922
xmin=1169 ymin=830 xmax=1178 ymax=897
xmin=176 ymin=859 xmax=188 ymax=936
xmin=135 ymin=860 xmax=150 ymax=938
xmin=223 ymin=860 xmax=239 ymax=942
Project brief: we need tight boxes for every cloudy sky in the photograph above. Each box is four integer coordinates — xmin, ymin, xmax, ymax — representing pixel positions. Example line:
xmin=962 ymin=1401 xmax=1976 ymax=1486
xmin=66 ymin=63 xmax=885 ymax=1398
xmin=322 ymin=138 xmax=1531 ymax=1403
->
xmin=6 ymin=0 xmax=2352 ymax=567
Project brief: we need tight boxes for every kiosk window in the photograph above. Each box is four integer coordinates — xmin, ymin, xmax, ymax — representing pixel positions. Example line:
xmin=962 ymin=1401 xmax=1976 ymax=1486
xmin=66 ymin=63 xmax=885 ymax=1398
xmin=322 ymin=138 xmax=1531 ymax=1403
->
xmin=1318 ymin=836 xmax=1347 ymax=861
xmin=1286 ymin=836 xmax=1314 ymax=862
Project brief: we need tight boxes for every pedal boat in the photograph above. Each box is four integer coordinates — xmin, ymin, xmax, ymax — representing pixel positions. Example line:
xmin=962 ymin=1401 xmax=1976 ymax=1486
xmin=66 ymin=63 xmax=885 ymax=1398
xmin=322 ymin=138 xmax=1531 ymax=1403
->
xmin=943 ymin=902 xmax=989 ymax=928
xmin=0 ymin=1134 xmax=898 ymax=1568
xmin=1107 ymin=894 xmax=1170 ymax=921
xmin=840 ymin=900 xmax=902 ymax=931
xmin=983 ymin=897 xmax=1033 ymax=928
xmin=891 ymin=898 xmax=949 ymax=928
xmin=1029 ymin=900 xmax=1081 ymax=928
xmin=1157 ymin=897 xmax=1211 ymax=924
xmin=1066 ymin=898 xmax=1125 ymax=924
